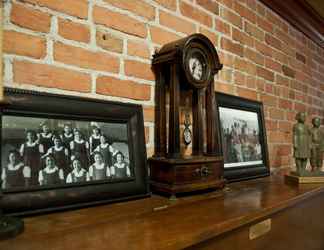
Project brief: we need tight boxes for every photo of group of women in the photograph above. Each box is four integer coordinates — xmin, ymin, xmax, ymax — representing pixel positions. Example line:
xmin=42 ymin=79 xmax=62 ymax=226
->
xmin=219 ymin=107 xmax=263 ymax=168
xmin=1 ymin=115 xmax=131 ymax=190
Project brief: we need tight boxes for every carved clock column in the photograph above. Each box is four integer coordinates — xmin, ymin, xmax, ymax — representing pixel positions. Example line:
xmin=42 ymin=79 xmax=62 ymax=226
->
xmin=168 ymin=63 xmax=180 ymax=158
xmin=149 ymin=34 xmax=225 ymax=198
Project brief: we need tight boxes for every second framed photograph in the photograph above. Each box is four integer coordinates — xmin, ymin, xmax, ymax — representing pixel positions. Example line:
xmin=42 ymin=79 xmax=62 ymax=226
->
xmin=215 ymin=92 xmax=270 ymax=182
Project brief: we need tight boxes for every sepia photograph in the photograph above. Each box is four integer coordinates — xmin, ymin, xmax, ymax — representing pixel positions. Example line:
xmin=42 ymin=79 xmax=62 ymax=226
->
xmin=1 ymin=115 xmax=132 ymax=191
xmin=219 ymin=107 xmax=263 ymax=168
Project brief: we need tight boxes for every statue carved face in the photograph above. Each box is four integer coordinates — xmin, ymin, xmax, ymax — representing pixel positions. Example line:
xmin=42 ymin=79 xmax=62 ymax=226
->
xmin=312 ymin=117 xmax=321 ymax=128
xmin=296 ymin=112 xmax=306 ymax=123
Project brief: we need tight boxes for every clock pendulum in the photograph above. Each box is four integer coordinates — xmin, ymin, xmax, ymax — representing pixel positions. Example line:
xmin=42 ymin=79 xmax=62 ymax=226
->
xmin=148 ymin=34 xmax=225 ymax=198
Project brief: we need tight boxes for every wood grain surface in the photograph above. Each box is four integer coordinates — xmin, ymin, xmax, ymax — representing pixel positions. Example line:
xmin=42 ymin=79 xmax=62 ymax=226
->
xmin=1 ymin=176 xmax=324 ymax=250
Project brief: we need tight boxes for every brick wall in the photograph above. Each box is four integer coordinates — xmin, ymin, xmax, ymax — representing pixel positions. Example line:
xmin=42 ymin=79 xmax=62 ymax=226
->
xmin=3 ymin=0 xmax=324 ymax=173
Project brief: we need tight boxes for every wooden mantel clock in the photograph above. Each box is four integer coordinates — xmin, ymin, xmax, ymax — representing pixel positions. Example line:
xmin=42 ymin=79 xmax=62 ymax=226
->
xmin=149 ymin=33 xmax=225 ymax=198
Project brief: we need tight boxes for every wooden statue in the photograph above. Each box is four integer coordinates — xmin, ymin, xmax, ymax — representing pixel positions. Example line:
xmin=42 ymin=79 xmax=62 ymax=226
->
xmin=310 ymin=117 xmax=323 ymax=172
xmin=293 ymin=112 xmax=310 ymax=176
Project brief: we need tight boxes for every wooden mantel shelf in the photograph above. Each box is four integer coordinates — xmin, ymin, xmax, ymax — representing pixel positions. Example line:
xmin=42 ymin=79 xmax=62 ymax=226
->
xmin=1 ymin=176 xmax=324 ymax=250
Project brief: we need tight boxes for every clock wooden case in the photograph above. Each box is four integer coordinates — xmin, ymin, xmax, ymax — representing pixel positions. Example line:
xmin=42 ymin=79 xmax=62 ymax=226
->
xmin=149 ymin=34 xmax=225 ymax=197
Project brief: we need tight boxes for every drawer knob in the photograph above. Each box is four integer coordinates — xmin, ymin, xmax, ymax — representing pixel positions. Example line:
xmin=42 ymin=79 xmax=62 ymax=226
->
xmin=201 ymin=166 xmax=210 ymax=176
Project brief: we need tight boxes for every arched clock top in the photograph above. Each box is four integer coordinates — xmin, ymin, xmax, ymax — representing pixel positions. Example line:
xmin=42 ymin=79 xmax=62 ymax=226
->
xmin=152 ymin=33 xmax=223 ymax=89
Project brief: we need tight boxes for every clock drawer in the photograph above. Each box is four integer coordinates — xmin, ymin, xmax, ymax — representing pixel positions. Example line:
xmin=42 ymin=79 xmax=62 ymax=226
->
xmin=175 ymin=164 xmax=217 ymax=184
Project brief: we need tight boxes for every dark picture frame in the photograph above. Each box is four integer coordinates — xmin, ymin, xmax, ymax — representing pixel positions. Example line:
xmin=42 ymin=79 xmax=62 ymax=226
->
xmin=215 ymin=92 xmax=270 ymax=182
xmin=0 ymin=88 xmax=149 ymax=215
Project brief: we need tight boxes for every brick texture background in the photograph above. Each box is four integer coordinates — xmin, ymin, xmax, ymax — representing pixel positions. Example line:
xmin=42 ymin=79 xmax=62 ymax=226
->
xmin=3 ymin=0 xmax=324 ymax=174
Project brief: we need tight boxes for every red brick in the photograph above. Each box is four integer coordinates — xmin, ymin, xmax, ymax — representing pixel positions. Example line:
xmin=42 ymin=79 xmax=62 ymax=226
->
xmin=143 ymin=106 xmax=155 ymax=122
xmin=282 ymin=65 xmax=295 ymax=78
xmin=127 ymin=41 xmax=151 ymax=59
xmin=261 ymin=94 xmax=278 ymax=107
xmin=236 ymin=87 xmax=258 ymax=101
xmin=234 ymin=57 xmax=256 ymax=75
xmin=274 ymin=29 xmax=291 ymax=45
xmin=96 ymin=31 xmax=123 ymax=54
xmin=159 ymin=10 xmax=196 ymax=35
xmin=199 ymin=28 xmax=218 ymax=47
xmin=150 ymin=26 xmax=181 ymax=45
xmin=4 ymin=30 xmax=46 ymax=59
xmin=220 ymin=7 xmax=242 ymax=29
xmin=265 ymin=83 xmax=274 ymax=94
xmin=154 ymin=0 xmax=177 ymax=10
xmin=58 ymin=18 xmax=90 ymax=43
xmin=256 ymin=16 xmax=273 ymax=33
xmin=257 ymin=66 xmax=274 ymax=82
xmin=296 ymin=52 xmax=306 ymax=64
xmin=244 ymin=21 xmax=264 ymax=41
xmin=103 ymin=0 xmax=155 ymax=20
xmin=254 ymin=40 xmax=272 ymax=57
xmin=272 ymin=50 xmax=289 ymax=65
xmin=277 ymin=144 xmax=291 ymax=156
xmin=256 ymin=3 xmax=266 ymax=16
xmin=234 ymin=71 xmax=246 ymax=86
xmin=218 ymin=68 xmax=233 ymax=82
xmin=13 ymin=60 xmax=91 ymax=92
xmin=279 ymin=99 xmax=293 ymax=110
xmin=276 ymin=75 xmax=290 ymax=87
xmin=266 ymin=10 xmax=282 ymax=28
xmin=294 ymin=102 xmax=307 ymax=113
xmin=54 ymin=42 xmax=120 ymax=73
xmin=218 ymin=0 xmax=233 ymax=8
xmin=256 ymin=79 xmax=265 ymax=92
xmin=10 ymin=3 xmax=51 ymax=33
xmin=265 ymin=119 xmax=278 ymax=131
xmin=196 ymin=0 xmax=219 ymax=14
xmin=233 ymin=1 xmax=256 ymax=24
xmin=215 ymin=18 xmax=231 ymax=36
xmin=93 ymin=6 xmax=147 ymax=38
xmin=180 ymin=1 xmax=213 ymax=27
xmin=124 ymin=60 xmax=154 ymax=81
xmin=96 ymin=76 xmax=151 ymax=101
xmin=244 ymin=47 xmax=264 ymax=65
xmin=265 ymin=58 xmax=281 ymax=73
xmin=218 ymin=51 xmax=234 ymax=67
xmin=269 ymin=108 xmax=284 ymax=120
xmin=24 ymin=0 xmax=88 ymax=19
xmin=214 ymin=82 xmax=235 ymax=95
xmin=265 ymin=34 xmax=282 ymax=50
xmin=232 ymin=28 xmax=254 ymax=47
xmin=246 ymin=76 xmax=257 ymax=89
xmin=246 ymin=0 xmax=257 ymax=10
xmin=221 ymin=37 xmax=243 ymax=57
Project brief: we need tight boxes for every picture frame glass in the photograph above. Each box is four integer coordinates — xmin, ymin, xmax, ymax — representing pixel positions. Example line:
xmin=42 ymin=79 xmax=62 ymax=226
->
xmin=219 ymin=107 xmax=263 ymax=168
xmin=2 ymin=115 xmax=132 ymax=191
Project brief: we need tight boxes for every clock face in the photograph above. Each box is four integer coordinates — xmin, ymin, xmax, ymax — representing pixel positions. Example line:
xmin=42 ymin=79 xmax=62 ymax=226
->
xmin=189 ymin=56 xmax=203 ymax=81
xmin=186 ymin=49 xmax=208 ymax=85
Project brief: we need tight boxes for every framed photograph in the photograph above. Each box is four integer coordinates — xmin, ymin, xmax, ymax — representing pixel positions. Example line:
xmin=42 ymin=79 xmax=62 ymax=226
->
xmin=215 ymin=92 xmax=270 ymax=182
xmin=0 ymin=88 xmax=149 ymax=215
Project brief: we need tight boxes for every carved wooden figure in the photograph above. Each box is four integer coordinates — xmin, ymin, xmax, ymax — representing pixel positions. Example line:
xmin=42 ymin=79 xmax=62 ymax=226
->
xmin=310 ymin=117 xmax=323 ymax=172
xmin=149 ymin=34 xmax=224 ymax=197
xmin=293 ymin=112 xmax=311 ymax=176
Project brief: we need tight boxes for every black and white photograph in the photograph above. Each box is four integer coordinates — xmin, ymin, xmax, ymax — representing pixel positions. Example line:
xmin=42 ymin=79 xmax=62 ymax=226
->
xmin=219 ymin=107 xmax=263 ymax=168
xmin=216 ymin=92 xmax=269 ymax=182
xmin=1 ymin=115 xmax=132 ymax=190
xmin=0 ymin=88 xmax=149 ymax=215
